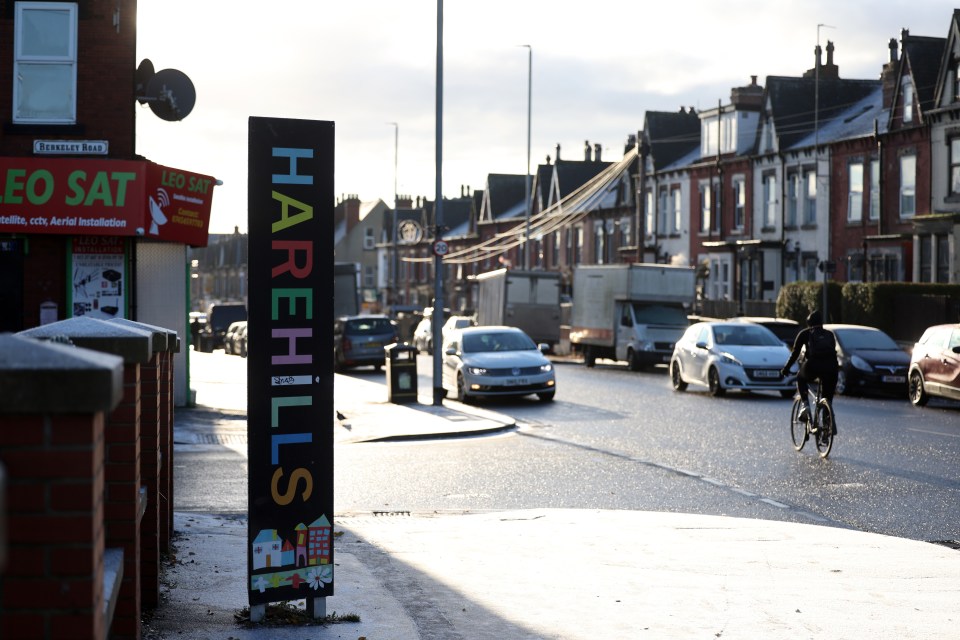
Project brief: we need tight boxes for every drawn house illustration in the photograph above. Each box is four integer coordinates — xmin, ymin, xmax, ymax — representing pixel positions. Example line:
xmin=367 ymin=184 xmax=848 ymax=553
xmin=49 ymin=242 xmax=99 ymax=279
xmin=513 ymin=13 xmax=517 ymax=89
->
xmin=295 ymin=523 xmax=309 ymax=567
xmin=252 ymin=529 xmax=282 ymax=570
xmin=308 ymin=515 xmax=332 ymax=566
xmin=281 ymin=539 xmax=295 ymax=567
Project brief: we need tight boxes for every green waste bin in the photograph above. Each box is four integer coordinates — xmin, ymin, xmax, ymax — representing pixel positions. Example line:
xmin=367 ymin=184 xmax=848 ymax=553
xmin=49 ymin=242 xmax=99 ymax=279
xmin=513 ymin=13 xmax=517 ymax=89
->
xmin=385 ymin=343 xmax=418 ymax=404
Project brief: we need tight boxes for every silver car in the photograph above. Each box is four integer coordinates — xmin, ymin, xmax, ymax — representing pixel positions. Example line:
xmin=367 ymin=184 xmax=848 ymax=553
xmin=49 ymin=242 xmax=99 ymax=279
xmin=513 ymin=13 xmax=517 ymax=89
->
xmin=670 ymin=321 xmax=796 ymax=397
xmin=442 ymin=326 xmax=556 ymax=402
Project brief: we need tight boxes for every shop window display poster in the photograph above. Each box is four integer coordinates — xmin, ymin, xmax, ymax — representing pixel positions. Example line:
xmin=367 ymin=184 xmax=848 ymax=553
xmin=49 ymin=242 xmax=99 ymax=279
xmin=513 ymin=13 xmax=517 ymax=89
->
xmin=70 ymin=237 xmax=126 ymax=319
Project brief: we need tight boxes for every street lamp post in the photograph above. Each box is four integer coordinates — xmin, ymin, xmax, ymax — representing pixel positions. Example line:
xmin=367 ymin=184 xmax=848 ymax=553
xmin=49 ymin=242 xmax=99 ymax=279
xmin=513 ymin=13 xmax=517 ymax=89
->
xmin=387 ymin=122 xmax=399 ymax=308
xmin=521 ymin=45 xmax=532 ymax=270
xmin=432 ymin=0 xmax=445 ymax=405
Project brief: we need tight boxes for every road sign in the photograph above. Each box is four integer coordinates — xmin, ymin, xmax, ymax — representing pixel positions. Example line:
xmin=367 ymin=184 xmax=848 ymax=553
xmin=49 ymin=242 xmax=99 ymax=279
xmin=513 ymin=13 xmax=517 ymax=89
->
xmin=432 ymin=239 xmax=449 ymax=256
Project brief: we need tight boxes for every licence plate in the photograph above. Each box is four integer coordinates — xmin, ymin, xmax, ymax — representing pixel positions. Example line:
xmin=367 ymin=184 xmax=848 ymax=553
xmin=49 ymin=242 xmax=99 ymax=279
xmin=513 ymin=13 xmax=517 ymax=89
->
xmin=754 ymin=369 xmax=779 ymax=378
xmin=882 ymin=375 xmax=905 ymax=383
xmin=365 ymin=342 xmax=381 ymax=349
xmin=503 ymin=378 xmax=529 ymax=386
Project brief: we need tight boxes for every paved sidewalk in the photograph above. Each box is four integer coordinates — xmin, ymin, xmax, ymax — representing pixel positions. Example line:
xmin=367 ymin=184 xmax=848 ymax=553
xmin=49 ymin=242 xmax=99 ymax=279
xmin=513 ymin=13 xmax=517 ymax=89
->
xmin=148 ymin=372 xmax=960 ymax=639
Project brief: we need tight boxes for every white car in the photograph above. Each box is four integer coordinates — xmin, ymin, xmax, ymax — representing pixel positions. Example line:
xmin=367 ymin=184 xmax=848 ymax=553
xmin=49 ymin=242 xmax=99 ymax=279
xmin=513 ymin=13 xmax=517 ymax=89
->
xmin=442 ymin=326 xmax=556 ymax=402
xmin=670 ymin=321 xmax=796 ymax=397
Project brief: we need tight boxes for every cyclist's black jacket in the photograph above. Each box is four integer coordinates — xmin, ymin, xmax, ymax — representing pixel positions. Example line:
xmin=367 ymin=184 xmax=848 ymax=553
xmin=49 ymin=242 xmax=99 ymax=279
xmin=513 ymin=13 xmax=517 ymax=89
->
xmin=784 ymin=326 xmax=839 ymax=374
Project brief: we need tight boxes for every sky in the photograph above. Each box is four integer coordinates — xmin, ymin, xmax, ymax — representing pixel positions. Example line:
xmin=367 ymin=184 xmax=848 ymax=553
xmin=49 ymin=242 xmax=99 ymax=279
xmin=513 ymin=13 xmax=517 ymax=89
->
xmin=135 ymin=1 xmax=954 ymax=234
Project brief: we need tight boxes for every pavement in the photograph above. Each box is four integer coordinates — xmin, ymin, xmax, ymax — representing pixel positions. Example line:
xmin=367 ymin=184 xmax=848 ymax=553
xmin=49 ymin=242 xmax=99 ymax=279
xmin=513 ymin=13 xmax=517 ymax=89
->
xmin=145 ymin=370 xmax=960 ymax=639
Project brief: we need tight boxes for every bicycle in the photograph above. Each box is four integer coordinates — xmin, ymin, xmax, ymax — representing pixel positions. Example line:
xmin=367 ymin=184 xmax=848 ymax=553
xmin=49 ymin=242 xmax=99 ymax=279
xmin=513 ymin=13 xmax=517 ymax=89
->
xmin=790 ymin=380 xmax=835 ymax=458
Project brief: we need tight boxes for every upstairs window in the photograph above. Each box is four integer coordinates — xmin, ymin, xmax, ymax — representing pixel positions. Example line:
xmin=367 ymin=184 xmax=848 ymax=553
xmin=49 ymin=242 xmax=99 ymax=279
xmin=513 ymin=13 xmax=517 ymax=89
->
xmin=848 ymin=162 xmax=863 ymax=222
xmin=671 ymin=187 xmax=681 ymax=233
xmin=763 ymin=174 xmax=776 ymax=228
xmin=950 ymin=138 xmax=960 ymax=196
xmin=902 ymin=80 xmax=914 ymax=124
xmin=733 ymin=179 xmax=745 ymax=231
xmin=14 ymin=2 xmax=78 ymax=124
xmin=786 ymin=173 xmax=800 ymax=227
xmin=869 ymin=160 xmax=880 ymax=220
xmin=900 ymin=154 xmax=916 ymax=218
xmin=804 ymin=170 xmax=817 ymax=225
xmin=699 ymin=183 xmax=711 ymax=233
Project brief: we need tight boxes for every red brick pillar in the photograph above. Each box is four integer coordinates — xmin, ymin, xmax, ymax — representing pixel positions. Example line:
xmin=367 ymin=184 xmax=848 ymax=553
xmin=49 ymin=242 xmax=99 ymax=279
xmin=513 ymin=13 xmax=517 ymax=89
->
xmin=0 ymin=334 xmax=123 ymax=640
xmin=20 ymin=317 xmax=153 ymax=640
xmin=109 ymin=319 xmax=178 ymax=609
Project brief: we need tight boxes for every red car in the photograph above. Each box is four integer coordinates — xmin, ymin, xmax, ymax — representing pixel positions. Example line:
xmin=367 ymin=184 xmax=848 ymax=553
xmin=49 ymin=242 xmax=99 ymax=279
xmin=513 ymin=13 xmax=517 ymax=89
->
xmin=908 ymin=323 xmax=960 ymax=406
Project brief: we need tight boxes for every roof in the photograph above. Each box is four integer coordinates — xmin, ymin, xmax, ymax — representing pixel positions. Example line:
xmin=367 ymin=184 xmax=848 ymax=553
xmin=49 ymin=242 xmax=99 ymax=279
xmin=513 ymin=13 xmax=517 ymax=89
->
xmin=765 ymin=76 xmax=881 ymax=150
xmin=901 ymin=34 xmax=946 ymax=117
xmin=791 ymin=85 xmax=886 ymax=148
xmin=484 ymin=173 xmax=527 ymax=221
xmin=552 ymin=159 xmax=611 ymax=202
xmin=643 ymin=109 xmax=702 ymax=170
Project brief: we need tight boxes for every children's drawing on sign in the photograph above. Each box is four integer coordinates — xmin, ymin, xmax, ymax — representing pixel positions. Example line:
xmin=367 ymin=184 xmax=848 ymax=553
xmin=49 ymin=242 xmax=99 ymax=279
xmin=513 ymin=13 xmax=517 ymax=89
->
xmin=249 ymin=514 xmax=333 ymax=595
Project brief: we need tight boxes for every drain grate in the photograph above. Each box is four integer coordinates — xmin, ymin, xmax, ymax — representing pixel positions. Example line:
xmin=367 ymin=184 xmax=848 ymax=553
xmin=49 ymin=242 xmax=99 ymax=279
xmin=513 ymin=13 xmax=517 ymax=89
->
xmin=372 ymin=510 xmax=411 ymax=517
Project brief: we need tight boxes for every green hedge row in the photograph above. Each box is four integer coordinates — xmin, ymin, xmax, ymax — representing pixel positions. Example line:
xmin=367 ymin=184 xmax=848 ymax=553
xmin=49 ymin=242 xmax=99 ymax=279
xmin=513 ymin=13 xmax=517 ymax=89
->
xmin=776 ymin=281 xmax=960 ymax=339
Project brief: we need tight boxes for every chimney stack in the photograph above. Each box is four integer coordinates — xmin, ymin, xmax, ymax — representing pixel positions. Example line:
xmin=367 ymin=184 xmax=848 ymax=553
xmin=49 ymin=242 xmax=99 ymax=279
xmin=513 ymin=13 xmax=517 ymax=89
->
xmin=584 ymin=140 xmax=592 ymax=162
xmin=594 ymin=143 xmax=602 ymax=162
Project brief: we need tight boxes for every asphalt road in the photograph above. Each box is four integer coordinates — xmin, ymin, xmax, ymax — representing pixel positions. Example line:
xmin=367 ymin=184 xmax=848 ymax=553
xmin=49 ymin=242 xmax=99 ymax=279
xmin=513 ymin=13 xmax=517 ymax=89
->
xmin=177 ymin=350 xmax=960 ymax=546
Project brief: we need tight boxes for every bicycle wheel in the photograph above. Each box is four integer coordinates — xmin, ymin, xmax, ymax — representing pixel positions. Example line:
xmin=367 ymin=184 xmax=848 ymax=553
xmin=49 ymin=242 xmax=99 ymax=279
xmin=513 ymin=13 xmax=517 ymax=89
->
xmin=790 ymin=396 xmax=807 ymax=451
xmin=814 ymin=401 xmax=834 ymax=458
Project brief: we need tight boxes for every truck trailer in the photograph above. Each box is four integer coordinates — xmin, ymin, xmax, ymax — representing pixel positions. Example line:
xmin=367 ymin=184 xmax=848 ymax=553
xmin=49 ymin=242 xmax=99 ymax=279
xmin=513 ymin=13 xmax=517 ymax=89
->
xmin=570 ymin=264 xmax=695 ymax=369
xmin=474 ymin=268 xmax=562 ymax=348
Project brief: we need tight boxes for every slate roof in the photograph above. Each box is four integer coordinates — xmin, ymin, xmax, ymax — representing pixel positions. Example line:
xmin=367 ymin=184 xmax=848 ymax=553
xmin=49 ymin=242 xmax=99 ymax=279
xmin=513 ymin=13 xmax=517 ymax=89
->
xmin=552 ymin=159 xmax=611 ymax=202
xmin=765 ymin=76 xmax=881 ymax=150
xmin=901 ymin=33 xmax=947 ymax=117
xmin=643 ymin=109 xmax=701 ymax=170
xmin=484 ymin=173 xmax=528 ymax=221
xmin=791 ymin=85 xmax=886 ymax=149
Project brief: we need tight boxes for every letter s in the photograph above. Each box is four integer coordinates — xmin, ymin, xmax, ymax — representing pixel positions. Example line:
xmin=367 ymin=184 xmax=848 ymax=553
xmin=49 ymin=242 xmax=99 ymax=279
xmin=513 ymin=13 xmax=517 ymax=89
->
xmin=270 ymin=467 xmax=313 ymax=506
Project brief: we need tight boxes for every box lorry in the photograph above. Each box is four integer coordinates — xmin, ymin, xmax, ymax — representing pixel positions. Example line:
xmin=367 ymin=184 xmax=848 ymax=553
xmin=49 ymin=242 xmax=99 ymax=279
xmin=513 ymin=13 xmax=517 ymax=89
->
xmin=334 ymin=262 xmax=360 ymax=318
xmin=570 ymin=264 xmax=695 ymax=370
xmin=475 ymin=268 xmax=561 ymax=348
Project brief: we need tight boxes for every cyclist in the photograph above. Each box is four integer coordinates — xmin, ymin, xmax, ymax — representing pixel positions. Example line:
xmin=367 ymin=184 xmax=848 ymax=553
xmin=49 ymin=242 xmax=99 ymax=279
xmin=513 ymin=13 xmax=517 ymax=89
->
xmin=781 ymin=310 xmax=838 ymax=434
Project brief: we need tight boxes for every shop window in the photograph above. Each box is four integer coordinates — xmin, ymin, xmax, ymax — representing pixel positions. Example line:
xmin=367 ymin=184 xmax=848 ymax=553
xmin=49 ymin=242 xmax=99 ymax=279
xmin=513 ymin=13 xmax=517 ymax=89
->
xmin=14 ymin=2 xmax=78 ymax=124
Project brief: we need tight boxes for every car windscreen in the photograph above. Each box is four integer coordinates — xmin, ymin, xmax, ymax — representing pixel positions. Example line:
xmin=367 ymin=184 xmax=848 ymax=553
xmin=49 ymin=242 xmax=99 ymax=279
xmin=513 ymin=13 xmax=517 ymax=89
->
xmin=835 ymin=329 xmax=899 ymax=351
xmin=631 ymin=303 xmax=689 ymax=325
xmin=209 ymin=306 xmax=247 ymax=330
xmin=345 ymin=318 xmax=394 ymax=335
xmin=462 ymin=331 xmax=536 ymax=353
xmin=713 ymin=325 xmax=783 ymax=347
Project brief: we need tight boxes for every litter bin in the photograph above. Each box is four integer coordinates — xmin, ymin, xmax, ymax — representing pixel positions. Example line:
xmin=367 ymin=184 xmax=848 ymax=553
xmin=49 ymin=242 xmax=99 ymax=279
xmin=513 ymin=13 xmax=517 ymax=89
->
xmin=385 ymin=342 xmax=418 ymax=404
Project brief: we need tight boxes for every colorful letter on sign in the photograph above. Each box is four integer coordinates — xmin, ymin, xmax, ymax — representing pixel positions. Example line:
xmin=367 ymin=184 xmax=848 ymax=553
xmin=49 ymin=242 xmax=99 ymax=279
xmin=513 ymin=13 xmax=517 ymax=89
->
xmin=247 ymin=117 xmax=334 ymax=605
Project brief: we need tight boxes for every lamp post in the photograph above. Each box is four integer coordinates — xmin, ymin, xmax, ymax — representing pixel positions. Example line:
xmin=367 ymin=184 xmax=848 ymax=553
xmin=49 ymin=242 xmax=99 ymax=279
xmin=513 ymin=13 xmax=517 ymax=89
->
xmin=387 ymin=122 xmax=399 ymax=308
xmin=432 ymin=0 xmax=445 ymax=406
xmin=520 ymin=44 xmax=532 ymax=270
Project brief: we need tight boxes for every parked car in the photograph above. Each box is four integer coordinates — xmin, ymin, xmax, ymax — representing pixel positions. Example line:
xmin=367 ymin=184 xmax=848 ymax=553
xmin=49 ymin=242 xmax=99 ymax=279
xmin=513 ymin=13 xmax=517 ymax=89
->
xmin=670 ymin=321 xmax=796 ymax=397
xmin=825 ymin=324 xmax=910 ymax=396
xmin=413 ymin=317 xmax=433 ymax=354
xmin=197 ymin=304 xmax=247 ymax=352
xmin=224 ymin=320 xmax=247 ymax=356
xmin=442 ymin=315 xmax=476 ymax=342
xmin=442 ymin=326 xmax=556 ymax=402
xmin=334 ymin=315 xmax=399 ymax=371
xmin=908 ymin=323 xmax=960 ymax=406
xmin=730 ymin=316 xmax=801 ymax=346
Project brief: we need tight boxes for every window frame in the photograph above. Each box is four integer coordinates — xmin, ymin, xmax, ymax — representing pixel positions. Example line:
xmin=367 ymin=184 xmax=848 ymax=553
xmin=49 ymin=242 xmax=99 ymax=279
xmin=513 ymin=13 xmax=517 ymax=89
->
xmin=868 ymin=159 xmax=880 ymax=221
xmin=950 ymin=137 xmax=960 ymax=197
xmin=763 ymin=174 xmax=776 ymax=228
xmin=13 ymin=1 xmax=78 ymax=125
xmin=847 ymin=161 xmax=863 ymax=222
xmin=803 ymin=170 xmax=817 ymax=225
xmin=900 ymin=154 xmax=916 ymax=219
xmin=732 ymin=179 xmax=745 ymax=231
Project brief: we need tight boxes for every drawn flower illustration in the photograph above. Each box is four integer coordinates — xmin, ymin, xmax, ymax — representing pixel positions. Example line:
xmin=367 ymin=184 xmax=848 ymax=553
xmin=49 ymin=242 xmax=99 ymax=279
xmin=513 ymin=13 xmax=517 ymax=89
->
xmin=307 ymin=565 xmax=333 ymax=590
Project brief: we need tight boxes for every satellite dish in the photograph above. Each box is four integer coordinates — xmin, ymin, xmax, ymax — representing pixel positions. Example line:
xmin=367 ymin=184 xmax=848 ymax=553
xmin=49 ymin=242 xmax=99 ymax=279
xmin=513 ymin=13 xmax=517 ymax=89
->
xmin=143 ymin=68 xmax=196 ymax=121
xmin=135 ymin=58 xmax=155 ymax=104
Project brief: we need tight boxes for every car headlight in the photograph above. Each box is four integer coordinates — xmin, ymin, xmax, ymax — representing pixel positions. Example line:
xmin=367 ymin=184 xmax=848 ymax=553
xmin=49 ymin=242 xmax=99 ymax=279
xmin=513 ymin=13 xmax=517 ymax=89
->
xmin=540 ymin=363 xmax=553 ymax=373
xmin=850 ymin=355 xmax=872 ymax=372
xmin=466 ymin=366 xmax=488 ymax=375
xmin=719 ymin=351 xmax=742 ymax=366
